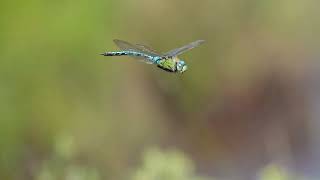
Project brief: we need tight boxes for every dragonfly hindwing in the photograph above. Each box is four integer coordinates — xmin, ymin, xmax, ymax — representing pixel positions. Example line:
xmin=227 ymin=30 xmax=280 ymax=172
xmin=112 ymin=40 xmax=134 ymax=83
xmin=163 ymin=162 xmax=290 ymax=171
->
xmin=135 ymin=44 xmax=163 ymax=56
xmin=113 ymin=39 xmax=161 ymax=57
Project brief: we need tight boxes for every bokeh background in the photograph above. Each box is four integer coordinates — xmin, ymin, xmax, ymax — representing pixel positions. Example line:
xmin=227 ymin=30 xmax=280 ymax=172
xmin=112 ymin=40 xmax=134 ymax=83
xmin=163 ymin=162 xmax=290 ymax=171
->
xmin=1 ymin=0 xmax=320 ymax=179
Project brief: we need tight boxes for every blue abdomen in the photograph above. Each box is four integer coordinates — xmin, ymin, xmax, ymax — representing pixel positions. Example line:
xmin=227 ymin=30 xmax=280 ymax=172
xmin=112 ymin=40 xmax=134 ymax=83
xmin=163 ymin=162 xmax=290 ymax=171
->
xmin=102 ymin=51 xmax=162 ymax=64
xmin=103 ymin=51 xmax=151 ymax=58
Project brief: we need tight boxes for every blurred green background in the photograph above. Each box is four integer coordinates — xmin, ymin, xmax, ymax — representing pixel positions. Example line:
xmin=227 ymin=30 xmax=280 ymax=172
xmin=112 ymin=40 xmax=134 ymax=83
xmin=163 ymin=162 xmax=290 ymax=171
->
xmin=1 ymin=0 xmax=320 ymax=179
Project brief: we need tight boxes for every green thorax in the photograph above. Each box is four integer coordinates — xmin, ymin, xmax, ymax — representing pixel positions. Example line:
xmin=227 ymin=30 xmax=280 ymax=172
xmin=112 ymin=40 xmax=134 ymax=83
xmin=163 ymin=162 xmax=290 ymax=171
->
xmin=156 ymin=57 xmax=178 ymax=72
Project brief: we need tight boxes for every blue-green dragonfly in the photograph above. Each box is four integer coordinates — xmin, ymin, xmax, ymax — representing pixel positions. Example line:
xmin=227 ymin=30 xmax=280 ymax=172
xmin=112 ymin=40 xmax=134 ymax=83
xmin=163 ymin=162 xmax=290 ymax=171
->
xmin=100 ymin=39 xmax=205 ymax=73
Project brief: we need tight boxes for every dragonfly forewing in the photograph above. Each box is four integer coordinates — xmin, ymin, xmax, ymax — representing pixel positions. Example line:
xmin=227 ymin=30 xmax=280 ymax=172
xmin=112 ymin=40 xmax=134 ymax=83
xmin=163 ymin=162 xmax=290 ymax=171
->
xmin=164 ymin=40 xmax=205 ymax=57
xmin=113 ymin=39 xmax=161 ymax=57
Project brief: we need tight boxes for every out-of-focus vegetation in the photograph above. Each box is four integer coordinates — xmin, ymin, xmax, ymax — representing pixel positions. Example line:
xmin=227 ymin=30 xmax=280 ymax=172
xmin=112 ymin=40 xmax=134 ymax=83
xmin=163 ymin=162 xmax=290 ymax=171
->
xmin=131 ymin=148 xmax=209 ymax=180
xmin=1 ymin=0 xmax=320 ymax=179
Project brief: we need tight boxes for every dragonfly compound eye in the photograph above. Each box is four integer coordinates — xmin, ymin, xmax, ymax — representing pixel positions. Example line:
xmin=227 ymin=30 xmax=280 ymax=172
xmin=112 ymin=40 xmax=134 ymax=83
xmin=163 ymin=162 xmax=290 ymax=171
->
xmin=177 ymin=60 xmax=187 ymax=73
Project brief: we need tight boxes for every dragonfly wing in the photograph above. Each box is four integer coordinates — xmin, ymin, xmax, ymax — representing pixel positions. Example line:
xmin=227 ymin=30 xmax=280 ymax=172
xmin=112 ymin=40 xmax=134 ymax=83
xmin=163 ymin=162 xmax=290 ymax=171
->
xmin=139 ymin=59 xmax=154 ymax=64
xmin=113 ymin=39 xmax=137 ymax=50
xmin=113 ymin=39 xmax=162 ymax=65
xmin=135 ymin=44 xmax=163 ymax=56
xmin=113 ymin=39 xmax=161 ymax=57
xmin=164 ymin=40 xmax=205 ymax=57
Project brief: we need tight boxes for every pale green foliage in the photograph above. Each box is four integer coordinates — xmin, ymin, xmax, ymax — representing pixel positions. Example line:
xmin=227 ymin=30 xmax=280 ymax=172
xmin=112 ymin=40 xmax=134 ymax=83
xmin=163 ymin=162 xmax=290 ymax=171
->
xmin=132 ymin=147 xmax=210 ymax=180
xmin=36 ymin=164 xmax=100 ymax=180
xmin=36 ymin=143 xmax=308 ymax=180
xmin=132 ymin=148 xmax=308 ymax=180
xmin=54 ymin=134 xmax=76 ymax=160
xmin=258 ymin=164 xmax=309 ymax=180
xmin=259 ymin=164 xmax=290 ymax=180
xmin=36 ymin=134 xmax=101 ymax=180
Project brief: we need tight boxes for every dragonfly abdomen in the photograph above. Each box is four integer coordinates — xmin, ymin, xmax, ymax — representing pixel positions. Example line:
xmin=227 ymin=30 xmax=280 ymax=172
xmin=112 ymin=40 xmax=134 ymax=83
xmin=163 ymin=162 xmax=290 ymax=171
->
xmin=102 ymin=51 xmax=129 ymax=56
xmin=101 ymin=51 xmax=153 ymax=59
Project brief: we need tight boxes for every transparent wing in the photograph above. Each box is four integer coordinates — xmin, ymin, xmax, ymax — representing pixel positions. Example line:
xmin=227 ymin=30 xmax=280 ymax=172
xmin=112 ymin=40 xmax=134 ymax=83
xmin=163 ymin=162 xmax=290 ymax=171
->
xmin=164 ymin=40 xmax=205 ymax=57
xmin=135 ymin=44 xmax=164 ymax=56
xmin=139 ymin=59 xmax=154 ymax=64
xmin=113 ymin=39 xmax=161 ymax=57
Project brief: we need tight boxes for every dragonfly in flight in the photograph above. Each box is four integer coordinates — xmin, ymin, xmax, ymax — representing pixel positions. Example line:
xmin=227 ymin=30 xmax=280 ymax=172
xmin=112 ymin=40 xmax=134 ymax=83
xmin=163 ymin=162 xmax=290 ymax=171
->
xmin=100 ymin=39 xmax=205 ymax=73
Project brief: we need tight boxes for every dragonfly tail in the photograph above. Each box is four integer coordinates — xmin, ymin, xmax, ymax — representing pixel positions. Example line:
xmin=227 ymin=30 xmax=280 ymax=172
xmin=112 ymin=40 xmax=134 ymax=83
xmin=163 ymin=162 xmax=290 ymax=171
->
xmin=100 ymin=51 xmax=155 ymax=61
xmin=100 ymin=51 xmax=128 ymax=56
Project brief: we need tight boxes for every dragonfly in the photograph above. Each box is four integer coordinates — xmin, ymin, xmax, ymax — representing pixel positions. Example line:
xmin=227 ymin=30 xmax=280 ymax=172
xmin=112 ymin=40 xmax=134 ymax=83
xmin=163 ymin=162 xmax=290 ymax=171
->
xmin=100 ymin=39 xmax=205 ymax=73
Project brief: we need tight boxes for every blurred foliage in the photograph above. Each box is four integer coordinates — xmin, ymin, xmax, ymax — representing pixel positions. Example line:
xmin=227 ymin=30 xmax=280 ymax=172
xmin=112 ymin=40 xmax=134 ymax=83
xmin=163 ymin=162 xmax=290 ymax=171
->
xmin=259 ymin=164 xmax=290 ymax=180
xmin=132 ymin=148 xmax=310 ymax=180
xmin=133 ymin=148 xmax=308 ymax=180
xmin=36 ymin=135 xmax=101 ymax=180
xmin=33 ymin=142 xmax=307 ymax=180
xmin=131 ymin=148 xmax=210 ymax=180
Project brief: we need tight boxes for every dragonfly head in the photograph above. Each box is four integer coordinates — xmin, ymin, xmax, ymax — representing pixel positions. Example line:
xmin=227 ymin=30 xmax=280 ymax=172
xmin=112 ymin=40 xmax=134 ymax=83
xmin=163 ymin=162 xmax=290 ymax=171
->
xmin=176 ymin=60 xmax=188 ymax=73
